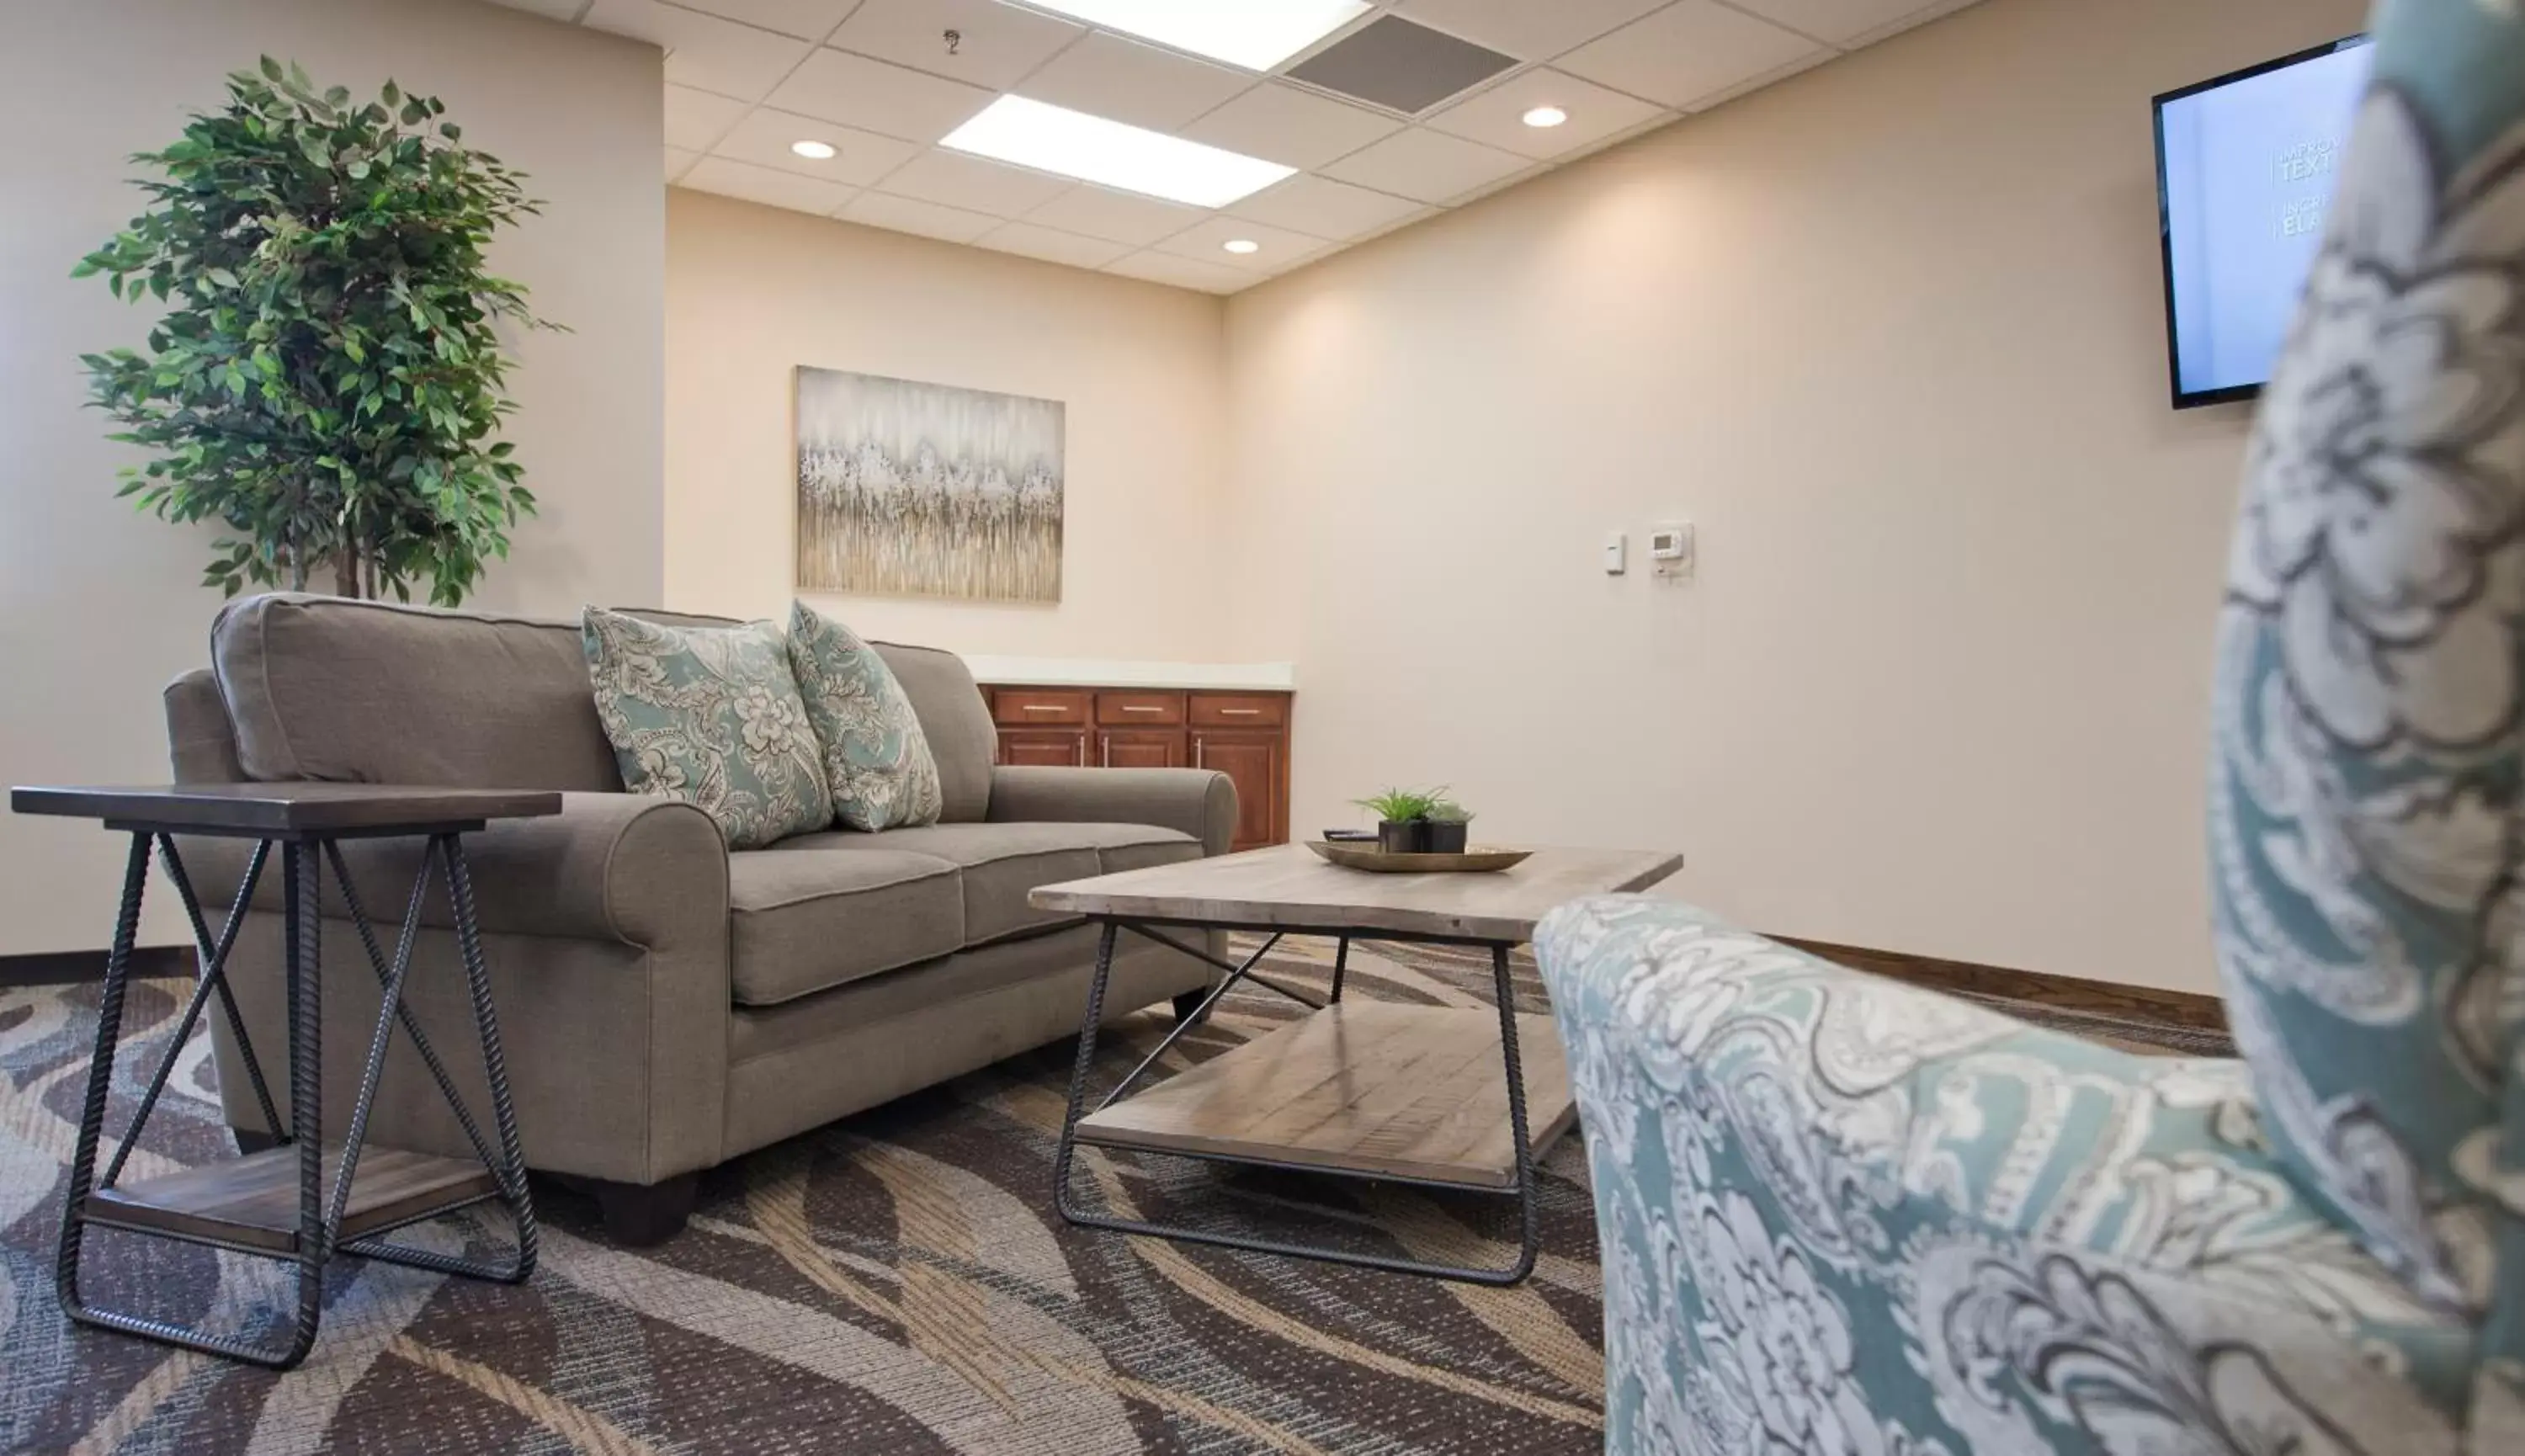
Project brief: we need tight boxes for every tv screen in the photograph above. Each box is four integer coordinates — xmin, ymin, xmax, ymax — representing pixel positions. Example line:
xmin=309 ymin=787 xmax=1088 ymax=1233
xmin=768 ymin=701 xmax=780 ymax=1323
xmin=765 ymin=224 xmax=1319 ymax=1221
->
xmin=2154 ymin=35 xmax=2374 ymax=407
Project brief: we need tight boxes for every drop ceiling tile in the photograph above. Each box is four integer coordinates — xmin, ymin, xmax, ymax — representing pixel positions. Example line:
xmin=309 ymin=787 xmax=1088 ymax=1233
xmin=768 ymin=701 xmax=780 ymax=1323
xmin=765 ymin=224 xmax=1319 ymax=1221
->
xmin=1682 ymin=45 xmax=1837 ymax=112
xmin=827 ymin=0 xmax=1084 ymax=89
xmin=664 ymin=83 xmax=749 ymax=150
xmin=669 ymin=0 xmax=862 ymax=41
xmin=582 ymin=0 xmax=815 ymax=101
xmin=842 ymin=190 xmax=1003 ymax=243
xmin=1728 ymin=0 xmax=1946 ymax=45
xmin=1319 ymin=125 xmax=1528 ymax=203
xmin=1226 ymin=174 xmax=1423 ymax=241
xmin=974 ymin=222 xmax=1133 ymax=269
xmin=1015 ymin=32 xmax=1254 ymax=132
xmin=710 ymin=107 xmax=920 ymax=184
xmin=1394 ymin=0 xmax=1670 ymax=60
xmin=665 ymin=146 xmax=701 ymax=180
xmin=1838 ymin=0 xmax=1982 ymax=49
xmin=1022 ymin=185 xmax=1207 ymax=247
xmin=1178 ymin=82 xmax=1403 ymax=170
xmin=679 ymin=157 xmax=858 ymax=215
xmin=878 ymin=149 xmax=1075 ymax=215
xmin=1104 ymin=251 xmax=1250 ymax=294
xmin=766 ymin=48 xmax=996 ymax=142
xmin=1559 ymin=1 xmax=1821 ymax=109
xmin=1155 ymin=217 xmax=1326 ymax=273
xmin=1424 ymin=66 xmax=1664 ymax=158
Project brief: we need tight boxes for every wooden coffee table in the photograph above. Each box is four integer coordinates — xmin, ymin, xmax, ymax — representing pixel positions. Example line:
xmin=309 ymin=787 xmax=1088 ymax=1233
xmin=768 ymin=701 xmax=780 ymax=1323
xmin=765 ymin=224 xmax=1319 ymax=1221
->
xmin=1033 ymin=842 xmax=1681 ymax=1286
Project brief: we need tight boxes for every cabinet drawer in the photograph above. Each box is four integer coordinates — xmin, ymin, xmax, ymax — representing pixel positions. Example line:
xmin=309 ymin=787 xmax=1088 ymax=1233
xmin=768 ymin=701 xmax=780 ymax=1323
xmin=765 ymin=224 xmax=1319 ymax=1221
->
xmin=991 ymin=688 xmax=1091 ymax=726
xmin=1188 ymin=693 xmax=1286 ymax=729
xmin=1096 ymin=691 xmax=1185 ymax=726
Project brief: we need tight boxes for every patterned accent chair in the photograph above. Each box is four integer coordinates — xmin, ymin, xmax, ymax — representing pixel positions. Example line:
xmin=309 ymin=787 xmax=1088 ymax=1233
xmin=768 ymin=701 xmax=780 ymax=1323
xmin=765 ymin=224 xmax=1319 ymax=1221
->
xmin=1534 ymin=4 xmax=2525 ymax=1452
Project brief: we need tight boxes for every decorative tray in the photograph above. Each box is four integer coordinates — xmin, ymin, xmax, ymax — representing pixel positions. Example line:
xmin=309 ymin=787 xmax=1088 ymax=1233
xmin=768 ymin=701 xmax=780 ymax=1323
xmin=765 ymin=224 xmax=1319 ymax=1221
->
xmin=1305 ymin=842 xmax=1533 ymax=874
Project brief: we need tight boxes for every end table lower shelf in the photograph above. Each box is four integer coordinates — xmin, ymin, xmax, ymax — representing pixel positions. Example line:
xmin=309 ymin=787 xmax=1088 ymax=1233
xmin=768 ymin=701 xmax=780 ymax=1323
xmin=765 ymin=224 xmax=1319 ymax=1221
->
xmin=83 ymin=1145 xmax=501 ymax=1256
xmin=1074 ymin=1002 xmax=1576 ymax=1192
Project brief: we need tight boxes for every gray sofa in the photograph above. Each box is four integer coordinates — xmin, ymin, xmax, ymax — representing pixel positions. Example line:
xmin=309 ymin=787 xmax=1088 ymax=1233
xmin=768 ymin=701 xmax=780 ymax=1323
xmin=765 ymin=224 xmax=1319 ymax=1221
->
xmin=163 ymin=593 xmax=1228 ymax=1242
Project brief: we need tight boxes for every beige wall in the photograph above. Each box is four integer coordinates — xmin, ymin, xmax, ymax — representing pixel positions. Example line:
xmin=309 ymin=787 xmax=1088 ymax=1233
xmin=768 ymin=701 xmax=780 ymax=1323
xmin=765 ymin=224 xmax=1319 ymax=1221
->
xmin=664 ymin=189 xmax=1231 ymax=656
xmin=0 ymin=0 xmax=663 ymax=954
xmin=1221 ymin=0 xmax=2365 ymax=993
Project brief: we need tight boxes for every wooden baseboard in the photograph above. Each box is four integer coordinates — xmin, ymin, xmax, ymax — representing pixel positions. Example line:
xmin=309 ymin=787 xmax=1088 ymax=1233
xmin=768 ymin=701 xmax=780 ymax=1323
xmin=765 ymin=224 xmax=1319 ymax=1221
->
xmin=0 ymin=945 xmax=190 ymax=988
xmin=1773 ymin=936 xmax=2227 ymax=1033
xmin=2 ymin=933 xmax=2233 ymax=1036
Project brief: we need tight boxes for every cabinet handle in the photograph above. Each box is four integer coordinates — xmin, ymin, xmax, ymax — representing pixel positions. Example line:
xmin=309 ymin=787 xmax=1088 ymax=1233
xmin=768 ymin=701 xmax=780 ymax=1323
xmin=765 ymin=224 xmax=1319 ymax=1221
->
xmin=1076 ymin=735 xmax=1087 ymax=767
xmin=1100 ymin=736 xmax=1110 ymax=768
xmin=1216 ymin=708 xmax=1262 ymax=716
xmin=1120 ymin=704 xmax=1163 ymax=714
xmin=1021 ymin=704 xmax=1065 ymax=713
xmin=1193 ymin=736 xmax=1204 ymax=768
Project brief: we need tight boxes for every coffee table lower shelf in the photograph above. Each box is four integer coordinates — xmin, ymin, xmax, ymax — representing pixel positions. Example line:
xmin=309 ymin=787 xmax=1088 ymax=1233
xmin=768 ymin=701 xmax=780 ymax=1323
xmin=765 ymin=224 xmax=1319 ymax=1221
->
xmin=1074 ymin=1002 xmax=1576 ymax=1192
xmin=82 ymin=1145 xmax=500 ymax=1256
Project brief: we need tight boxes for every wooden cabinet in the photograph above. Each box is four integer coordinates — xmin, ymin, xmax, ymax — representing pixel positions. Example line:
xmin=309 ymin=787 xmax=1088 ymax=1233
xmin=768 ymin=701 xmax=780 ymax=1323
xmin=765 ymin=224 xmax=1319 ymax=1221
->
xmin=984 ymin=683 xmax=1292 ymax=853
xmin=1189 ymin=730 xmax=1284 ymax=851
xmin=997 ymin=727 xmax=1089 ymax=768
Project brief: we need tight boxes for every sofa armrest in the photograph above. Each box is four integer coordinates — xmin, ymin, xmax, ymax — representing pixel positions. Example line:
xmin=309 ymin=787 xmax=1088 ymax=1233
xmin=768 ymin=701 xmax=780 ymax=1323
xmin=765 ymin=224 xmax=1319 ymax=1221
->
xmin=986 ymin=766 xmax=1237 ymax=857
xmin=181 ymin=790 xmax=728 ymax=949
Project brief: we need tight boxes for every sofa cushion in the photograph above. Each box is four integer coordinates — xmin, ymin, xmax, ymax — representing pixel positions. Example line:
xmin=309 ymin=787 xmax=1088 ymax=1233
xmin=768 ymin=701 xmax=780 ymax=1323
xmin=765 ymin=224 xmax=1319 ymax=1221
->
xmin=727 ymin=845 xmax=962 ymax=1006
xmin=212 ymin=593 xmax=625 ymax=789
xmin=806 ymin=821 xmax=1197 ymax=947
xmin=872 ymin=643 xmax=997 ymax=823
xmin=583 ymin=608 xmax=835 ymax=850
xmin=789 ymin=604 xmax=943 ymax=831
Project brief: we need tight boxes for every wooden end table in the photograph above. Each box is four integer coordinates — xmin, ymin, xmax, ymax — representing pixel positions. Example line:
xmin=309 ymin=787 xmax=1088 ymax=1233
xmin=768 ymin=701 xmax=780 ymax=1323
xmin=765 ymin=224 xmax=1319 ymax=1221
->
xmin=1031 ymin=842 xmax=1682 ymax=1286
xmin=10 ymin=784 xmax=560 ymax=1369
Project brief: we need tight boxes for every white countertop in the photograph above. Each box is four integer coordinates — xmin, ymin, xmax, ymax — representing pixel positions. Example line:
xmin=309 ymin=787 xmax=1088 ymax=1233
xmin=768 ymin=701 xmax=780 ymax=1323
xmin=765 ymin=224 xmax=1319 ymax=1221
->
xmin=963 ymin=656 xmax=1296 ymax=692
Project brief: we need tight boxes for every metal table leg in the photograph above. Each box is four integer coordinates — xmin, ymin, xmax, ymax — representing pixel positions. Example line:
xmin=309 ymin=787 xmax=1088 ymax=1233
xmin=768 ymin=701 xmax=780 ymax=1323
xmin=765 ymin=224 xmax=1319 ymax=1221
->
xmin=55 ymin=829 xmax=537 ymax=1369
xmin=1052 ymin=921 xmax=1544 ymax=1287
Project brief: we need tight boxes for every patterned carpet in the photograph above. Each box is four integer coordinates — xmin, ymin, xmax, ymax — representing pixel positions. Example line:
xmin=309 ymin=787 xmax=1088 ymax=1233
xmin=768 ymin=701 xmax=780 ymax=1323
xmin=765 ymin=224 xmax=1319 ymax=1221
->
xmin=1 ymin=934 xmax=2219 ymax=1454
xmin=3 ymin=937 xmax=1612 ymax=1455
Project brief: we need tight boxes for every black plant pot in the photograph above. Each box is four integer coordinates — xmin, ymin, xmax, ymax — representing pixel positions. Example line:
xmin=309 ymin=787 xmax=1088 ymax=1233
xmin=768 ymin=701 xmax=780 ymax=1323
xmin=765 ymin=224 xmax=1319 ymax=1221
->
xmin=1379 ymin=819 xmax=1430 ymax=854
xmin=1424 ymin=821 xmax=1469 ymax=854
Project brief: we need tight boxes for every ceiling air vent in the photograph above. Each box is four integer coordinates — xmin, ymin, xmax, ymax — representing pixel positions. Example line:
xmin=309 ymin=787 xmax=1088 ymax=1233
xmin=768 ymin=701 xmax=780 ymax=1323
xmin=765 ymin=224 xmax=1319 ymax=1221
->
xmin=1284 ymin=15 xmax=1519 ymax=116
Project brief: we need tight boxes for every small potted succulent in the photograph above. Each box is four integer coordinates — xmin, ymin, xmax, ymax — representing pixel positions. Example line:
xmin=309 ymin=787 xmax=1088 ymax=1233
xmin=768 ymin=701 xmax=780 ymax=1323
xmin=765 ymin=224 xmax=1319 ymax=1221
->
xmin=1424 ymin=800 xmax=1473 ymax=854
xmin=1353 ymin=786 xmax=1447 ymax=853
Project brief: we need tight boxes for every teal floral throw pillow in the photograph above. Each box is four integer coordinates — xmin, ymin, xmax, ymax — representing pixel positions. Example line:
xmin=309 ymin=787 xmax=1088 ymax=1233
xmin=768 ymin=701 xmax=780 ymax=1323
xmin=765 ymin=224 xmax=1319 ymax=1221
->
xmin=786 ymin=602 xmax=943 ymax=831
xmin=582 ymin=607 xmax=833 ymax=849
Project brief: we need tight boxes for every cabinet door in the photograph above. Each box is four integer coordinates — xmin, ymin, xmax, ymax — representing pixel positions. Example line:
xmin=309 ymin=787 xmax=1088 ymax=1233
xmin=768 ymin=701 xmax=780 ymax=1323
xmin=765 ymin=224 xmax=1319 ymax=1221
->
xmin=998 ymin=727 xmax=1089 ymax=768
xmin=1096 ymin=728 xmax=1186 ymax=769
xmin=1192 ymin=731 xmax=1283 ymax=851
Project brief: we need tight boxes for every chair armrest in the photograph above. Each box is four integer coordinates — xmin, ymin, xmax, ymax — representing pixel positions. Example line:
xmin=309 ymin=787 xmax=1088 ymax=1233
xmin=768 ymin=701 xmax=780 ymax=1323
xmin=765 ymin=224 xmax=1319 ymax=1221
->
xmin=180 ymin=790 xmax=728 ymax=950
xmin=986 ymin=766 xmax=1237 ymax=857
xmin=1534 ymin=895 xmax=2465 ymax=1456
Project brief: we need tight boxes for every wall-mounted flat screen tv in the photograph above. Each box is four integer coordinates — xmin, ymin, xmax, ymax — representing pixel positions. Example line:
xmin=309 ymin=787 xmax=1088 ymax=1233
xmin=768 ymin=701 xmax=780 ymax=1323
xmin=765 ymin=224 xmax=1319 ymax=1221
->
xmin=2154 ymin=35 xmax=2374 ymax=408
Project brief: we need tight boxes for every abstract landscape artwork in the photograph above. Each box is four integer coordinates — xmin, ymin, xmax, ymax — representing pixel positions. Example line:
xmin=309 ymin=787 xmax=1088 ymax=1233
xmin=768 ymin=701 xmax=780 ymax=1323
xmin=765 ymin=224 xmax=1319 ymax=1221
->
xmin=795 ymin=366 xmax=1065 ymax=603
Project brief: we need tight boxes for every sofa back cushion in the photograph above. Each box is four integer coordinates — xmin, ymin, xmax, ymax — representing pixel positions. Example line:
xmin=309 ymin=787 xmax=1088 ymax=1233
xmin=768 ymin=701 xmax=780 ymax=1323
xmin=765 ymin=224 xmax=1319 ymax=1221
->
xmin=874 ymin=642 xmax=996 ymax=822
xmin=212 ymin=593 xmax=623 ymax=789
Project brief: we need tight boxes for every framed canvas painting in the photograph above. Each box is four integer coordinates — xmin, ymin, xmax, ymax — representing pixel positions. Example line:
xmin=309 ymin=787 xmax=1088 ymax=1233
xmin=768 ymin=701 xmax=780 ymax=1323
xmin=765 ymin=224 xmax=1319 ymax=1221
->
xmin=795 ymin=366 xmax=1065 ymax=603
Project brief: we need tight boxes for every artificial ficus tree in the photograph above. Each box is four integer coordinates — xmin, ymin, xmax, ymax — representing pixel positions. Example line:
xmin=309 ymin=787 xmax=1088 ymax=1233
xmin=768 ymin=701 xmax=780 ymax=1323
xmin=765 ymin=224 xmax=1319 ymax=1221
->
xmin=75 ymin=57 xmax=555 ymax=606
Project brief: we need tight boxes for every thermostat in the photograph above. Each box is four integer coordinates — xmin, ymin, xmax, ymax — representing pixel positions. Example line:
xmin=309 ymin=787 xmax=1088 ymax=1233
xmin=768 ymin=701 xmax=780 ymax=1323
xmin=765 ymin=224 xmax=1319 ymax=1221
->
xmin=1649 ymin=523 xmax=1694 ymax=578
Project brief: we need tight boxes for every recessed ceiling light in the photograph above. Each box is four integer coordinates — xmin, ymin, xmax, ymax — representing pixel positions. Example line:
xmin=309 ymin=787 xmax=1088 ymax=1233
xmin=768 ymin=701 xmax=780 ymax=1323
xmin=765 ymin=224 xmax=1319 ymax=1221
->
xmin=790 ymin=140 xmax=837 ymax=159
xmin=1222 ymin=238 xmax=1260 ymax=254
xmin=1018 ymin=0 xmax=1369 ymax=71
xmin=943 ymin=96 xmax=1294 ymax=208
xmin=1522 ymin=106 xmax=1568 ymax=129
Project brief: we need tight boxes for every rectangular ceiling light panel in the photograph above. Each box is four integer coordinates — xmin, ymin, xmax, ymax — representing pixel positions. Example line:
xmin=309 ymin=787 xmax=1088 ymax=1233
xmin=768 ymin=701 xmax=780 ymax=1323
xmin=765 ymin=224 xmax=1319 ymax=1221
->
xmin=943 ymin=96 xmax=1294 ymax=207
xmin=1018 ymin=0 xmax=1370 ymax=72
